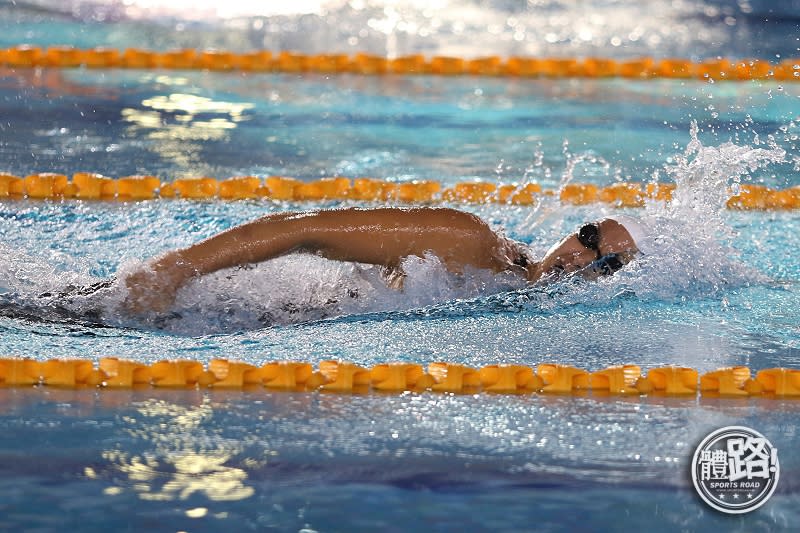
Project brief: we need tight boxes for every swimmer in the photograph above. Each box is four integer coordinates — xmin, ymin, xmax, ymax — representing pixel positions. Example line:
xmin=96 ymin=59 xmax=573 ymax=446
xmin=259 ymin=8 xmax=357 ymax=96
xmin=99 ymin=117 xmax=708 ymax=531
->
xmin=122 ymin=207 xmax=645 ymax=314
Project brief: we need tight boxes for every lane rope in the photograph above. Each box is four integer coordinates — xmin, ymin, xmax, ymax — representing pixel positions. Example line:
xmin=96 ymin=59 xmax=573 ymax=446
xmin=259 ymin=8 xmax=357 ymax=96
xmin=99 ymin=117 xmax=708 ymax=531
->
xmin=1 ymin=173 xmax=797 ymax=210
xmin=0 ymin=357 xmax=797 ymax=398
xmin=1 ymin=46 xmax=798 ymax=81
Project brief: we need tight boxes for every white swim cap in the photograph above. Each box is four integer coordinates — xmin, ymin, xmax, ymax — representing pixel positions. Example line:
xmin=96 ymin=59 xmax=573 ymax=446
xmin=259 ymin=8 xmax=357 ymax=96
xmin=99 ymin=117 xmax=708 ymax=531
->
xmin=606 ymin=214 xmax=655 ymax=255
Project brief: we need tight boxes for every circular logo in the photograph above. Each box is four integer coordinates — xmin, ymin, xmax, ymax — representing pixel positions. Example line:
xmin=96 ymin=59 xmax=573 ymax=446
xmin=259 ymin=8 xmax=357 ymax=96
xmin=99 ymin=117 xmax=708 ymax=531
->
xmin=691 ymin=426 xmax=779 ymax=514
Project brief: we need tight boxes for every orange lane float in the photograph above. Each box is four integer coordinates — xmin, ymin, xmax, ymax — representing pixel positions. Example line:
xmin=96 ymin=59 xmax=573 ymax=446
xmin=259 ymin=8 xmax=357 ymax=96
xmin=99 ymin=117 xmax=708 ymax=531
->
xmin=582 ymin=58 xmax=618 ymax=78
xmin=172 ymin=177 xmax=220 ymax=199
xmin=441 ymin=182 xmax=498 ymax=203
xmin=309 ymin=54 xmax=352 ymax=74
xmin=370 ymin=363 xmax=434 ymax=392
xmin=83 ymin=47 xmax=121 ymax=68
xmin=505 ymin=57 xmax=543 ymax=77
xmin=43 ymin=46 xmax=83 ymax=68
xmin=274 ymin=51 xmax=310 ymax=73
xmin=765 ymin=186 xmax=800 ymax=209
xmin=699 ymin=366 xmax=751 ymax=397
xmin=4 ymin=45 xmax=44 ymax=67
xmin=389 ymin=54 xmax=427 ymax=74
xmin=352 ymin=53 xmax=388 ymax=75
xmin=72 ymin=172 xmax=116 ymax=199
xmin=696 ymin=58 xmax=733 ymax=80
xmin=755 ymin=368 xmax=800 ymax=396
xmin=599 ymin=183 xmax=645 ymax=208
xmin=318 ymin=361 xmax=371 ymax=392
xmin=0 ymin=358 xmax=41 ymax=386
xmin=645 ymin=183 xmax=676 ymax=202
xmin=260 ymin=361 xmax=319 ymax=390
xmin=292 ymin=177 xmax=351 ymax=201
xmin=23 ymin=173 xmax=69 ymax=199
xmin=537 ymin=363 xmax=589 ymax=394
xmin=560 ymin=183 xmax=599 ymax=205
xmin=478 ymin=364 xmax=543 ymax=394
xmin=636 ymin=366 xmax=698 ymax=395
xmin=158 ymin=49 xmax=198 ymax=69
xmin=774 ymin=59 xmax=800 ymax=81
xmin=199 ymin=50 xmax=239 ymax=71
xmin=733 ymin=59 xmax=772 ymax=81
xmin=239 ymin=51 xmax=273 ymax=71
xmin=219 ymin=176 xmax=261 ymax=200
xmin=396 ymin=180 xmax=442 ymax=203
xmin=121 ymin=48 xmax=159 ymax=69
xmin=619 ymin=57 xmax=656 ymax=79
xmin=428 ymin=363 xmax=481 ymax=393
xmin=541 ymin=58 xmax=582 ymax=78
xmin=205 ymin=359 xmax=261 ymax=388
xmin=3 ymin=47 xmax=799 ymax=81
xmin=117 ymin=176 xmax=161 ymax=200
xmin=0 ymin=173 xmax=23 ymax=197
xmin=496 ymin=183 xmax=541 ymax=205
xmin=263 ymin=175 xmax=301 ymax=200
xmin=584 ymin=365 xmax=642 ymax=395
xmin=657 ymin=58 xmax=695 ymax=79
xmin=727 ymin=184 xmax=770 ymax=210
xmin=0 ymin=172 xmax=797 ymax=209
xmin=467 ymin=56 xmax=504 ymax=76
xmin=3 ymin=357 xmax=799 ymax=398
xmin=41 ymin=359 xmax=103 ymax=387
xmin=98 ymin=358 xmax=151 ymax=388
xmin=149 ymin=360 xmax=205 ymax=388
xmin=429 ymin=56 xmax=465 ymax=75
xmin=350 ymin=178 xmax=395 ymax=201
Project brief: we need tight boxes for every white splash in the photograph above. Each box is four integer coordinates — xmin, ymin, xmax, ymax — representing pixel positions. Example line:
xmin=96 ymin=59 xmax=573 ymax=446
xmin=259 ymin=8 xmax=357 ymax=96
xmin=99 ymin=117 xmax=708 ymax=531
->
xmin=126 ymin=252 xmax=526 ymax=334
xmin=597 ymin=122 xmax=784 ymax=301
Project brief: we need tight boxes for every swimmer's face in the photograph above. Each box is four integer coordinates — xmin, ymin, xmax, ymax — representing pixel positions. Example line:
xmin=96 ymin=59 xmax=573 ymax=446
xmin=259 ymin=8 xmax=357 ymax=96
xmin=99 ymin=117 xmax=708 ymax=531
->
xmin=536 ymin=219 xmax=638 ymax=278
xmin=538 ymin=234 xmax=597 ymax=276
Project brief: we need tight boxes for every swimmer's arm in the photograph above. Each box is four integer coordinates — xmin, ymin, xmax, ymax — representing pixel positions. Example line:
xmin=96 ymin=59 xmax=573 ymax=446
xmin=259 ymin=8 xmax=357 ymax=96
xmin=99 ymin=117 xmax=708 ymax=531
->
xmin=125 ymin=215 xmax=322 ymax=312
xmin=168 ymin=208 xmax=505 ymax=276
xmin=125 ymin=208 xmax=506 ymax=312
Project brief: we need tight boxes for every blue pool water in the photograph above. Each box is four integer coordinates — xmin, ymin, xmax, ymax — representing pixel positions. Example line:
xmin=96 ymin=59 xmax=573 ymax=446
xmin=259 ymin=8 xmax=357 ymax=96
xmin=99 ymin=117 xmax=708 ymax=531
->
xmin=1 ymin=1 xmax=800 ymax=531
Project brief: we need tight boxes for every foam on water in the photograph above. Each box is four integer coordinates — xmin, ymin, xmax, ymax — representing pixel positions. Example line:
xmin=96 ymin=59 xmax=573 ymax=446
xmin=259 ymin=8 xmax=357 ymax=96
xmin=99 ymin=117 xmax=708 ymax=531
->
xmin=618 ymin=121 xmax=784 ymax=299
xmin=105 ymin=251 xmax=528 ymax=334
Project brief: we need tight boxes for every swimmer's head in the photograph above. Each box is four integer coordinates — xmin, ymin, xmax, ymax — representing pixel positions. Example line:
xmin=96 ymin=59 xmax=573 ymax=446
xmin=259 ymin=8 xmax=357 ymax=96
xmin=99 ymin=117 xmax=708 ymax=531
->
xmin=527 ymin=218 xmax=640 ymax=282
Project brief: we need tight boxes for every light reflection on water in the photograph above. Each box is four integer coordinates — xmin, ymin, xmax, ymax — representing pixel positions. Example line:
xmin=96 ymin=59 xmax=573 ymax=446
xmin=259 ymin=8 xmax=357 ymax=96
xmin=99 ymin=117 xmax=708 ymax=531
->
xmin=0 ymin=387 xmax=797 ymax=530
xmin=121 ymin=92 xmax=256 ymax=169
xmin=101 ymin=397 xmax=259 ymax=502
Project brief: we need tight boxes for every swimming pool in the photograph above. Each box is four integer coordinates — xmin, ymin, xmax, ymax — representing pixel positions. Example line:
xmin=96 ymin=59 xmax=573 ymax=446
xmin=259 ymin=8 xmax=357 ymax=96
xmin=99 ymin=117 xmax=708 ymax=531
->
xmin=1 ymin=1 xmax=799 ymax=531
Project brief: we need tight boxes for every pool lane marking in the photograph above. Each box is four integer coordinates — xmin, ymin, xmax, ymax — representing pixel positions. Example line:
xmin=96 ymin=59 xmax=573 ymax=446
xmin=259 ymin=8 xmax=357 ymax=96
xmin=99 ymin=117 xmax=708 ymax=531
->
xmin=1 ymin=47 xmax=798 ymax=81
xmin=1 ymin=174 xmax=797 ymax=210
xmin=1 ymin=359 xmax=798 ymax=397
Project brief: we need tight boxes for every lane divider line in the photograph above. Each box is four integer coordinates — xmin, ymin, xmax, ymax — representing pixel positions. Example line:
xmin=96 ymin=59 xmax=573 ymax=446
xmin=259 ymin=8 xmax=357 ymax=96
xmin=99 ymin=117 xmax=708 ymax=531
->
xmin=1 ymin=46 xmax=798 ymax=81
xmin=1 ymin=173 xmax=797 ymax=210
xmin=1 ymin=358 xmax=798 ymax=397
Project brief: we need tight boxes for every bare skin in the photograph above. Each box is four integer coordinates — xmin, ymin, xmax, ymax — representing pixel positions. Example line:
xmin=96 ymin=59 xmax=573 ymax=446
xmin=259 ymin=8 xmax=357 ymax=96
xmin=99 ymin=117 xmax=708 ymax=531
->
xmin=123 ymin=206 xmax=639 ymax=313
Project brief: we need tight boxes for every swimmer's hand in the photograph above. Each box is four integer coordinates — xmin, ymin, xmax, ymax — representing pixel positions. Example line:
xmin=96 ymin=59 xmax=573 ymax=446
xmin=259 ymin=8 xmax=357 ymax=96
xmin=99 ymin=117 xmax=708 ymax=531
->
xmin=123 ymin=253 xmax=194 ymax=314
